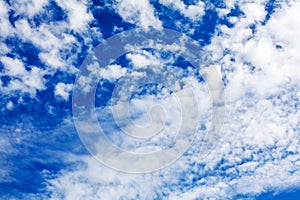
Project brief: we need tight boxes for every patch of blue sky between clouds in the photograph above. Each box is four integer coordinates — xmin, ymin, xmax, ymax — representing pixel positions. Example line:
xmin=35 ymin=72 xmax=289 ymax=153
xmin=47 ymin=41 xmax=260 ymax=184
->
xmin=1 ymin=0 xmax=300 ymax=199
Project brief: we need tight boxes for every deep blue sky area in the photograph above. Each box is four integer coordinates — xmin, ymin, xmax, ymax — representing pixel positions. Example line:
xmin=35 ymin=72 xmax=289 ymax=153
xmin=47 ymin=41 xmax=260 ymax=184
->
xmin=257 ymin=189 xmax=300 ymax=200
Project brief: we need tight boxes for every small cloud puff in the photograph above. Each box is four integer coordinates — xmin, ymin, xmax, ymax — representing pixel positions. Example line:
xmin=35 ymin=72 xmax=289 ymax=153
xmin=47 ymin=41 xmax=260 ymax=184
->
xmin=116 ymin=0 xmax=163 ymax=30
xmin=55 ymin=82 xmax=73 ymax=101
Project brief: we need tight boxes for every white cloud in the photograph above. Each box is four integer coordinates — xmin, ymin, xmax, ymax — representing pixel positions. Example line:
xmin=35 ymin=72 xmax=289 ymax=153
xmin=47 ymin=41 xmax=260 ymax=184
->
xmin=13 ymin=19 xmax=74 ymax=71
xmin=14 ymin=19 xmax=68 ymax=56
xmin=0 ymin=56 xmax=26 ymax=76
xmin=126 ymin=50 xmax=162 ymax=69
xmin=55 ymin=82 xmax=73 ymax=101
xmin=23 ymin=67 xmax=46 ymax=89
xmin=0 ymin=42 xmax=10 ymax=55
xmin=6 ymin=101 xmax=13 ymax=110
xmin=46 ymin=155 xmax=161 ymax=200
xmin=100 ymin=64 xmax=127 ymax=82
xmin=193 ymin=0 xmax=300 ymax=197
xmin=0 ymin=56 xmax=46 ymax=95
xmin=159 ymin=0 xmax=205 ymax=21
xmin=0 ymin=134 xmax=15 ymax=184
xmin=39 ymin=49 xmax=65 ymax=69
xmin=115 ymin=0 xmax=163 ymax=30
xmin=11 ymin=0 xmax=50 ymax=17
xmin=0 ymin=0 xmax=101 ymax=97
xmin=0 ymin=1 xmax=14 ymax=38
xmin=10 ymin=0 xmax=100 ymax=73
xmin=55 ymin=0 xmax=93 ymax=32
xmin=44 ymin=1 xmax=300 ymax=199
xmin=240 ymin=3 xmax=266 ymax=22
xmin=2 ymin=0 xmax=300 ymax=199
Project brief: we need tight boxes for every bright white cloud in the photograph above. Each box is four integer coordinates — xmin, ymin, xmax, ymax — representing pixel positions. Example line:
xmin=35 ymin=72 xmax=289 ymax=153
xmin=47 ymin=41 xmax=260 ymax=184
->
xmin=44 ymin=1 xmax=300 ymax=199
xmin=11 ymin=0 xmax=50 ymax=17
xmin=126 ymin=50 xmax=163 ymax=70
xmin=159 ymin=0 xmax=205 ymax=21
xmin=195 ymin=0 xmax=300 ymax=197
xmin=47 ymin=155 xmax=161 ymax=200
xmin=2 ymin=0 xmax=299 ymax=199
xmin=0 ymin=0 xmax=101 ymax=97
xmin=6 ymin=101 xmax=13 ymax=110
xmin=115 ymin=0 xmax=163 ymax=30
xmin=0 ymin=42 xmax=10 ymax=55
xmin=100 ymin=64 xmax=127 ymax=82
xmin=14 ymin=19 xmax=79 ymax=70
xmin=55 ymin=82 xmax=73 ymax=101
xmin=240 ymin=3 xmax=266 ymax=22
xmin=0 ymin=56 xmax=46 ymax=96
xmin=0 ymin=1 xmax=14 ymax=38
xmin=55 ymin=0 xmax=93 ymax=32
xmin=0 ymin=56 xmax=26 ymax=76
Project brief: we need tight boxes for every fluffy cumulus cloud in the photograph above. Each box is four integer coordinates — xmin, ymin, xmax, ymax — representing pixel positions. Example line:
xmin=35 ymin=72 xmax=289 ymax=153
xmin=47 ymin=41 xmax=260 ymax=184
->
xmin=0 ymin=1 xmax=14 ymax=38
xmin=159 ymin=0 xmax=205 ymax=21
xmin=0 ymin=56 xmax=46 ymax=96
xmin=55 ymin=0 xmax=94 ymax=32
xmin=55 ymin=82 xmax=73 ymax=101
xmin=198 ymin=0 xmax=300 ymax=197
xmin=1 ymin=0 xmax=300 ymax=199
xmin=115 ymin=0 xmax=163 ymax=30
xmin=10 ymin=0 xmax=49 ymax=17
xmin=46 ymin=155 xmax=163 ymax=199
xmin=0 ymin=0 xmax=101 ymax=98
xmin=44 ymin=1 xmax=300 ymax=199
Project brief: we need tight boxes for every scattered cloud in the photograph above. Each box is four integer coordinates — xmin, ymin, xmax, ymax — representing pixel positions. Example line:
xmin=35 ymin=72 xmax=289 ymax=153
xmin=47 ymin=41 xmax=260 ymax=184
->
xmin=159 ymin=0 xmax=205 ymax=21
xmin=54 ymin=82 xmax=73 ymax=101
xmin=115 ymin=0 xmax=163 ymax=30
xmin=0 ymin=56 xmax=46 ymax=96
xmin=1 ymin=0 xmax=300 ymax=199
xmin=45 ymin=1 xmax=300 ymax=199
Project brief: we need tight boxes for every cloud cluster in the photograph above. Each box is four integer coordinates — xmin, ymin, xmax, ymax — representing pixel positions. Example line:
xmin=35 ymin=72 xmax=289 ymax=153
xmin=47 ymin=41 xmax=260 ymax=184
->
xmin=115 ymin=0 xmax=163 ymax=30
xmin=44 ymin=0 xmax=300 ymax=199
xmin=1 ymin=0 xmax=300 ymax=199
xmin=0 ymin=0 xmax=101 ymax=100
xmin=159 ymin=0 xmax=205 ymax=21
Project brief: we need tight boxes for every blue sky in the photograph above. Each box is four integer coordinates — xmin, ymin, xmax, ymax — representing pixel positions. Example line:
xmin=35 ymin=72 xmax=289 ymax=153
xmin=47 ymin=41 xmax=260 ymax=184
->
xmin=1 ymin=0 xmax=300 ymax=199
xmin=257 ymin=189 xmax=300 ymax=200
